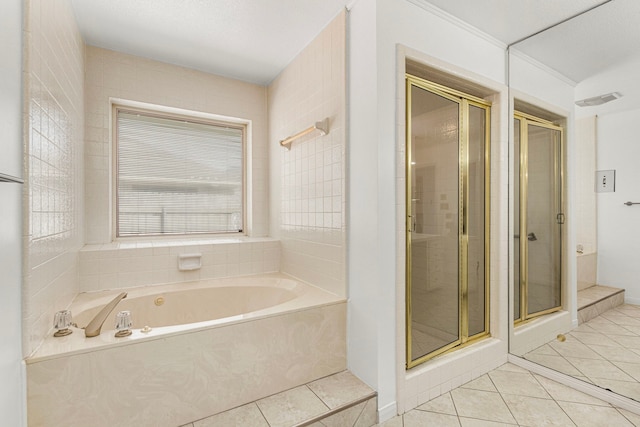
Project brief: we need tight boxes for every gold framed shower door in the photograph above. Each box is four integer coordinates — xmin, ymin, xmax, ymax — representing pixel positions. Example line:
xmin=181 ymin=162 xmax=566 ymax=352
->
xmin=405 ymin=75 xmax=491 ymax=369
xmin=513 ymin=112 xmax=564 ymax=324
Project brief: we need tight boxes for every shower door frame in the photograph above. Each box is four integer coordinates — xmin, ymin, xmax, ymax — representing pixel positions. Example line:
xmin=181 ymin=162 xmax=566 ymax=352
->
xmin=405 ymin=74 xmax=491 ymax=369
xmin=514 ymin=111 xmax=564 ymax=324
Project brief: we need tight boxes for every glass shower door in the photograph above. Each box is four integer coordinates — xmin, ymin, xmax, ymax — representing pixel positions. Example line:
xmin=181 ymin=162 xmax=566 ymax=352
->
xmin=407 ymin=83 xmax=461 ymax=362
xmin=514 ymin=114 xmax=563 ymax=322
xmin=406 ymin=75 xmax=490 ymax=368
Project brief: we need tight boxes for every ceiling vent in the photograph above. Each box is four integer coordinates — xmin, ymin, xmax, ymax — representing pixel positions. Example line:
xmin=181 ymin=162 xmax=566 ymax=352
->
xmin=575 ymin=92 xmax=622 ymax=107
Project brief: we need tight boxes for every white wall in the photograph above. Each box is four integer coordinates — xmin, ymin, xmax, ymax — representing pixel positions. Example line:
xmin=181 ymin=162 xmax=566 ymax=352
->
xmin=0 ymin=0 xmax=25 ymax=424
xmin=576 ymin=55 xmax=640 ymax=301
xmin=509 ymin=50 xmax=575 ymax=111
xmin=349 ymin=0 xmax=510 ymax=419
xmin=268 ymin=11 xmax=347 ymax=297
xmin=23 ymin=0 xmax=85 ymax=357
xmin=596 ymin=108 xmax=640 ymax=303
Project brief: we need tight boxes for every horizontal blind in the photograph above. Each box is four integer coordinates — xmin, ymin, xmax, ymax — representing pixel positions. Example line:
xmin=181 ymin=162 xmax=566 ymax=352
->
xmin=116 ymin=110 xmax=243 ymax=236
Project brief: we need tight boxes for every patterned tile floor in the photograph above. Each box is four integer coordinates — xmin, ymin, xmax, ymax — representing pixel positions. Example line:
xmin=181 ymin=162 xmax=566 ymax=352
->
xmin=379 ymin=363 xmax=640 ymax=426
xmin=181 ymin=370 xmax=377 ymax=427
xmin=524 ymin=303 xmax=640 ymax=401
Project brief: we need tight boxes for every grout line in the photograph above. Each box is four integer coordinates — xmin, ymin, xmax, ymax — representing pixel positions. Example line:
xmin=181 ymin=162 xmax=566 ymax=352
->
xmin=294 ymin=393 xmax=377 ymax=427
xmin=305 ymin=384 xmax=331 ymax=412
xmin=616 ymin=406 xmax=640 ymax=426
xmin=488 ymin=367 xmax=520 ymax=425
xmin=349 ymin=397 xmax=369 ymax=427
xmin=530 ymin=373 xmax=580 ymax=427
xmin=254 ymin=402 xmax=272 ymax=427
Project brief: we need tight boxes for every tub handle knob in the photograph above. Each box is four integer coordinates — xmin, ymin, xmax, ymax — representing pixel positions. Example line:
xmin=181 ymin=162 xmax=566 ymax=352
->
xmin=53 ymin=310 xmax=73 ymax=337
xmin=115 ymin=310 xmax=133 ymax=337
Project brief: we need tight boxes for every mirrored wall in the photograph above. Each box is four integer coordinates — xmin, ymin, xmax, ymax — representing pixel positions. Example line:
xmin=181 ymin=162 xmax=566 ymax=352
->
xmin=509 ymin=0 xmax=640 ymax=403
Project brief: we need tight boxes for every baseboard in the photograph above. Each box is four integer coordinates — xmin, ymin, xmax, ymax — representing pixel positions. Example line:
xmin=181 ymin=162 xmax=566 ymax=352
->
xmin=378 ymin=400 xmax=398 ymax=423
xmin=626 ymin=296 xmax=640 ymax=306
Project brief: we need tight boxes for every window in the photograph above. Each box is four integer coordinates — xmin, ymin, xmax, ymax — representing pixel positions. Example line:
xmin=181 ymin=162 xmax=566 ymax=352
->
xmin=114 ymin=106 xmax=244 ymax=237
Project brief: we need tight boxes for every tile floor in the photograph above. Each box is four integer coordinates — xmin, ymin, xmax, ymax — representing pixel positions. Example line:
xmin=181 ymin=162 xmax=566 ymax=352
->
xmin=524 ymin=303 xmax=640 ymax=401
xmin=379 ymin=363 xmax=640 ymax=426
xmin=181 ymin=370 xmax=376 ymax=427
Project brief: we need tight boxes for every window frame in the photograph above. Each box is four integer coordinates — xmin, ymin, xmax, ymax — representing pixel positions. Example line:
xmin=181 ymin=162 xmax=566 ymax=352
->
xmin=111 ymin=102 xmax=247 ymax=239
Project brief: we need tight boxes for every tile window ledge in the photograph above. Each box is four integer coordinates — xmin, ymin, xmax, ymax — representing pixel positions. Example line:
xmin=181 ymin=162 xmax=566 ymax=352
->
xmin=81 ymin=236 xmax=279 ymax=252
xmin=78 ymin=237 xmax=282 ymax=292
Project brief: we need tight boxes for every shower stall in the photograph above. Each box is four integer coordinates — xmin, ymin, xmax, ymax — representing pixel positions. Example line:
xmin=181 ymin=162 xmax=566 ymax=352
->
xmin=513 ymin=112 xmax=564 ymax=322
xmin=405 ymin=75 xmax=491 ymax=368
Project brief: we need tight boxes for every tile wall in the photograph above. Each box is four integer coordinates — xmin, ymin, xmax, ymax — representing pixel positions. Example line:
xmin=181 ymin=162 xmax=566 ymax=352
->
xmin=84 ymin=46 xmax=269 ymax=244
xmin=576 ymin=116 xmax=597 ymax=291
xmin=79 ymin=47 xmax=275 ymax=292
xmin=79 ymin=238 xmax=280 ymax=292
xmin=268 ymin=10 xmax=347 ymax=297
xmin=23 ymin=0 xmax=85 ymax=356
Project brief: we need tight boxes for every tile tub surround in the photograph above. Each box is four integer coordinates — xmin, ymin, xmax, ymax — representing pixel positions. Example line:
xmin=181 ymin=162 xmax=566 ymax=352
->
xmin=26 ymin=291 xmax=346 ymax=426
xmin=578 ymin=253 xmax=598 ymax=291
xmin=24 ymin=0 xmax=85 ymax=357
xmin=79 ymin=237 xmax=280 ymax=292
xmin=268 ymin=11 xmax=347 ymax=299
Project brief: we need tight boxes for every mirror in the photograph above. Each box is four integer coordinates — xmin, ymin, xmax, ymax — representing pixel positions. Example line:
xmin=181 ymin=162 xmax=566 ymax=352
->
xmin=509 ymin=0 xmax=640 ymax=402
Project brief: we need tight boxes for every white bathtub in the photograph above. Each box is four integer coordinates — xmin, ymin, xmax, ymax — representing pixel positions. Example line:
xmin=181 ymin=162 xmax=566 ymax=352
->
xmin=27 ymin=273 xmax=347 ymax=427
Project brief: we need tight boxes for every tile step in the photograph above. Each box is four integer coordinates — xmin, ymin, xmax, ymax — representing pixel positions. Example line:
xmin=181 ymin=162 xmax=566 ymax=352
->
xmin=181 ymin=370 xmax=378 ymax=427
xmin=577 ymin=285 xmax=625 ymax=324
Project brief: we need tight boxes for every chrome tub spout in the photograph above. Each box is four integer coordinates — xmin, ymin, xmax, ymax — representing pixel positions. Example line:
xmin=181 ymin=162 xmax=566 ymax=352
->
xmin=84 ymin=292 xmax=128 ymax=337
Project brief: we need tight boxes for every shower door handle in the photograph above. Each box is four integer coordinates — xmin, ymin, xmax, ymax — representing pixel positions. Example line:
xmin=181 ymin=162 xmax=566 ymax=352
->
xmin=527 ymin=232 xmax=537 ymax=241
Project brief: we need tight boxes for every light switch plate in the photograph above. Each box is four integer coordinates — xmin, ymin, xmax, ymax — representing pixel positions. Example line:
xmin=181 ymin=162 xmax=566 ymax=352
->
xmin=596 ymin=170 xmax=615 ymax=193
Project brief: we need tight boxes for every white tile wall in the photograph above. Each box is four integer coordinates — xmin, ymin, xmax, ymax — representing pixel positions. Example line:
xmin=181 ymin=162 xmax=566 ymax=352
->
xmin=83 ymin=46 xmax=269 ymax=244
xmin=79 ymin=238 xmax=280 ymax=292
xmin=23 ymin=0 xmax=85 ymax=356
xmin=268 ymin=11 xmax=346 ymax=297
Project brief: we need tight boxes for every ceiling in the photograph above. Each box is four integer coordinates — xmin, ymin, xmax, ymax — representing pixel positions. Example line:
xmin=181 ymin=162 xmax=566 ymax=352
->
xmin=512 ymin=0 xmax=640 ymax=83
xmin=70 ymin=0 xmax=350 ymax=85
xmin=70 ymin=0 xmax=640 ymax=86
xmin=421 ymin=0 xmax=608 ymax=45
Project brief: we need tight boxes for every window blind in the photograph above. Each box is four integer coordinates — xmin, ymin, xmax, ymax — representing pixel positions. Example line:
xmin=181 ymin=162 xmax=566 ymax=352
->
xmin=116 ymin=109 xmax=243 ymax=236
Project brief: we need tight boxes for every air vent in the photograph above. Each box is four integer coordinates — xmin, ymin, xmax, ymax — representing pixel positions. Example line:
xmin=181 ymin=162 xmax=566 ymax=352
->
xmin=575 ymin=92 xmax=622 ymax=107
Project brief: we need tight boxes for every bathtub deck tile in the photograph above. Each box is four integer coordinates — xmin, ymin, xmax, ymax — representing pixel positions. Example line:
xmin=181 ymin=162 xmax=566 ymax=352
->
xmin=256 ymin=385 xmax=329 ymax=427
xmin=193 ymin=403 xmax=269 ymax=427
xmin=308 ymin=370 xmax=375 ymax=409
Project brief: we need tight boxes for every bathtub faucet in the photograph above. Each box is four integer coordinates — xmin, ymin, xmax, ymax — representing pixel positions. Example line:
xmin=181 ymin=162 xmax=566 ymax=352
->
xmin=84 ymin=292 xmax=128 ymax=337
